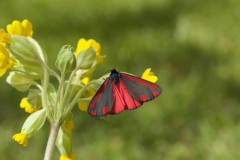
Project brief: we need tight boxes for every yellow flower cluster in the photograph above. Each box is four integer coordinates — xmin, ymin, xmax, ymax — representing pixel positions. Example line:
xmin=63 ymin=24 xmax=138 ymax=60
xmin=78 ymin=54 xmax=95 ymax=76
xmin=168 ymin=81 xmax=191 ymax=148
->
xmin=0 ymin=19 xmax=33 ymax=77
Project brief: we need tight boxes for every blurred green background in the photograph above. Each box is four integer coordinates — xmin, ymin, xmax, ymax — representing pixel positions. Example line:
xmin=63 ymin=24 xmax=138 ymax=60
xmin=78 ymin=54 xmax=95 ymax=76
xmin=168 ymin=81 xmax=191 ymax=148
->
xmin=1 ymin=0 xmax=240 ymax=159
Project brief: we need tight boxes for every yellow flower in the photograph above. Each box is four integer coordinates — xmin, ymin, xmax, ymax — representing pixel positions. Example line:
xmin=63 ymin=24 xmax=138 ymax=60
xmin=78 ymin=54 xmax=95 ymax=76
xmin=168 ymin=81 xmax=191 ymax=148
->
xmin=78 ymin=101 xmax=87 ymax=112
xmin=81 ymin=77 xmax=90 ymax=85
xmin=63 ymin=119 xmax=74 ymax=135
xmin=0 ymin=44 xmax=14 ymax=77
xmin=60 ymin=153 xmax=76 ymax=160
xmin=78 ymin=86 xmax=96 ymax=112
xmin=12 ymin=131 xmax=28 ymax=146
xmin=7 ymin=19 xmax=33 ymax=37
xmin=20 ymin=97 xmax=40 ymax=113
xmin=75 ymin=38 xmax=105 ymax=63
xmin=0 ymin=29 xmax=12 ymax=44
xmin=141 ymin=68 xmax=158 ymax=83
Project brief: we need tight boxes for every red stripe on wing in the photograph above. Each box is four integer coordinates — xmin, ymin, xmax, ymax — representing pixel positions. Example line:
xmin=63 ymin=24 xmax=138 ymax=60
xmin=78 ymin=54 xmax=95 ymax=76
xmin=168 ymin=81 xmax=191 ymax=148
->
xmin=110 ymin=79 xmax=142 ymax=114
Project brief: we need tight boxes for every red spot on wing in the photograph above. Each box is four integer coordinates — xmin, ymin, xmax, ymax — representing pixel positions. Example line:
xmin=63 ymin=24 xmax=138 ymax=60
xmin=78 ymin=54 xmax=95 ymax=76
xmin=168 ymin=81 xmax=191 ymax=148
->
xmin=140 ymin=94 xmax=147 ymax=101
xmin=90 ymin=110 xmax=97 ymax=116
xmin=153 ymin=91 xmax=160 ymax=97
xmin=150 ymin=83 xmax=157 ymax=89
xmin=102 ymin=106 xmax=109 ymax=114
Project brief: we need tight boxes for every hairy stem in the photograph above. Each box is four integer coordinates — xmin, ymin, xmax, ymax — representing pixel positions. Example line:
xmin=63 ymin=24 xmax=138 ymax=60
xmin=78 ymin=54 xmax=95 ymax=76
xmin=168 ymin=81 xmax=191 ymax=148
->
xmin=44 ymin=122 xmax=60 ymax=160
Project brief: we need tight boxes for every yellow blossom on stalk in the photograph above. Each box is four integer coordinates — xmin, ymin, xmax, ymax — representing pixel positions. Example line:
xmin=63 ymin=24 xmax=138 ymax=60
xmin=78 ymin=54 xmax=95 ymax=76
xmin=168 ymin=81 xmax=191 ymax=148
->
xmin=141 ymin=68 xmax=158 ymax=83
xmin=0 ymin=29 xmax=12 ymax=44
xmin=75 ymin=38 xmax=105 ymax=63
xmin=0 ymin=44 xmax=14 ymax=77
xmin=12 ymin=131 xmax=28 ymax=146
xmin=78 ymin=101 xmax=88 ymax=112
xmin=20 ymin=97 xmax=40 ymax=113
xmin=7 ymin=19 xmax=33 ymax=37
xmin=81 ymin=77 xmax=90 ymax=85
xmin=64 ymin=119 xmax=74 ymax=135
xmin=60 ymin=153 xmax=76 ymax=160
xmin=78 ymin=77 xmax=96 ymax=112
xmin=78 ymin=88 xmax=96 ymax=112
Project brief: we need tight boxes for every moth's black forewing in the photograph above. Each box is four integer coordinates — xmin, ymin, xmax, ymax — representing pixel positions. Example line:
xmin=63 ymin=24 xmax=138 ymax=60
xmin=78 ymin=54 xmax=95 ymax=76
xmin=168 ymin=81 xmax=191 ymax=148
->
xmin=88 ymin=78 xmax=114 ymax=116
xmin=121 ymin=73 xmax=162 ymax=102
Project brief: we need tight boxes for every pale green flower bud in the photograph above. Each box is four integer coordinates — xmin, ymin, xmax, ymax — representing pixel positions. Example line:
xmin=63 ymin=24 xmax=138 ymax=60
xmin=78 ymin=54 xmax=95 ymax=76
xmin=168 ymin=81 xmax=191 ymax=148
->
xmin=76 ymin=47 xmax=96 ymax=69
xmin=7 ymin=35 xmax=46 ymax=63
xmin=55 ymin=45 xmax=76 ymax=73
xmin=6 ymin=71 xmax=35 ymax=92
xmin=21 ymin=108 xmax=46 ymax=137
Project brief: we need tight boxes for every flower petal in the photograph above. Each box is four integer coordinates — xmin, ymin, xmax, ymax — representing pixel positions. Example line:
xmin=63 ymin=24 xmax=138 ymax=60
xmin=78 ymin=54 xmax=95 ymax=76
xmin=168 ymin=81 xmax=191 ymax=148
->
xmin=7 ymin=19 xmax=33 ymax=36
xmin=60 ymin=153 xmax=76 ymax=160
xmin=0 ymin=44 xmax=13 ymax=77
xmin=20 ymin=97 xmax=40 ymax=113
xmin=12 ymin=131 xmax=28 ymax=146
xmin=78 ymin=101 xmax=87 ymax=112
xmin=75 ymin=38 xmax=105 ymax=63
xmin=0 ymin=29 xmax=12 ymax=44
xmin=141 ymin=68 xmax=158 ymax=83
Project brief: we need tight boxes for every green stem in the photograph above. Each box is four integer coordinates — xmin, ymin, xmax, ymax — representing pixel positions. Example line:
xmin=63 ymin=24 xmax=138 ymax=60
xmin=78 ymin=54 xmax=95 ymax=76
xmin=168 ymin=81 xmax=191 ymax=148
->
xmin=62 ymin=68 xmax=77 ymax=105
xmin=43 ymin=122 xmax=60 ymax=160
xmin=48 ymin=66 xmax=61 ymax=83
xmin=56 ymin=72 xmax=66 ymax=119
xmin=64 ymin=80 xmax=98 ymax=114
xmin=42 ymin=64 xmax=54 ymax=120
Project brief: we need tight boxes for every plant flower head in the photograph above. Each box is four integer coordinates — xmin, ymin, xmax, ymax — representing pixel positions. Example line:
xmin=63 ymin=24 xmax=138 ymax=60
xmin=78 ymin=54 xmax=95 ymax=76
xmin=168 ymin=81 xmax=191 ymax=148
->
xmin=7 ymin=19 xmax=33 ymax=37
xmin=141 ymin=68 xmax=158 ymax=83
xmin=12 ymin=131 xmax=28 ymax=146
xmin=20 ymin=97 xmax=40 ymax=113
xmin=0 ymin=44 xmax=14 ymax=77
xmin=0 ymin=29 xmax=12 ymax=44
xmin=75 ymin=38 xmax=105 ymax=63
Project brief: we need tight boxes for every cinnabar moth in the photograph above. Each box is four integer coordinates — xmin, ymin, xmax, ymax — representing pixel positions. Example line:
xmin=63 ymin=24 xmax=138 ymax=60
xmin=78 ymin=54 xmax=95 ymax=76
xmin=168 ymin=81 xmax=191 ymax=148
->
xmin=88 ymin=69 xmax=162 ymax=116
